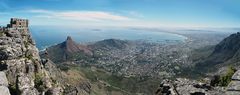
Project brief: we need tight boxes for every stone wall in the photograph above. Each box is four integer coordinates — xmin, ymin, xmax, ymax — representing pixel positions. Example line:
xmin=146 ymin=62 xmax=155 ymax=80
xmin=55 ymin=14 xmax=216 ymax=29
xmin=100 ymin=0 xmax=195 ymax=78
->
xmin=9 ymin=18 xmax=28 ymax=28
xmin=7 ymin=18 xmax=29 ymax=33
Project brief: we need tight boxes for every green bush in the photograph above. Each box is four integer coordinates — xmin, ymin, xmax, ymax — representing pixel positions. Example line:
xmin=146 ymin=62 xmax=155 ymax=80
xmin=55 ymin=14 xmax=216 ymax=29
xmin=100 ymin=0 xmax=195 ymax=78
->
xmin=34 ymin=73 xmax=45 ymax=92
xmin=26 ymin=54 xmax=33 ymax=60
xmin=57 ymin=64 xmax=70 ymax=72
xmin=211 ymin=66 xmax=237 ymax=87
xmin=218 ymin=66 xmax=236 ymax=86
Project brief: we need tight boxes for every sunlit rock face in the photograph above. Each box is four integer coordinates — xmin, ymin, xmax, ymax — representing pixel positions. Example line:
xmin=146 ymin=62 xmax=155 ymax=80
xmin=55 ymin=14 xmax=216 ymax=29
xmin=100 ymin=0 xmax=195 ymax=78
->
xmin=0 ymin=18 xmax=62 ymax=95
xmin=227 ymin=70 xmax=240 ymax=94
xmin=0 ymin=72 xmax=10 ymax=95
xmin=155 ymin=78 xmax=226 ymax=95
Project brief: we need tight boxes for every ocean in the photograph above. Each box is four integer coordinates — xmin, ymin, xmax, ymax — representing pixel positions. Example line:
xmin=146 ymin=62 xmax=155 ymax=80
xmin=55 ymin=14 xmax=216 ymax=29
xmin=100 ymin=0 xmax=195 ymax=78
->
xmin=30 ymin=26 xmax=187 ymax=50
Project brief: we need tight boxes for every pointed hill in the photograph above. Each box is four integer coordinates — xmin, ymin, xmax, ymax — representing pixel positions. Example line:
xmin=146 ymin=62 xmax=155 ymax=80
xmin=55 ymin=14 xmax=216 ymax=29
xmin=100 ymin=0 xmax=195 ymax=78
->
xmin=42 ymin=36 xmax=92 ymax=62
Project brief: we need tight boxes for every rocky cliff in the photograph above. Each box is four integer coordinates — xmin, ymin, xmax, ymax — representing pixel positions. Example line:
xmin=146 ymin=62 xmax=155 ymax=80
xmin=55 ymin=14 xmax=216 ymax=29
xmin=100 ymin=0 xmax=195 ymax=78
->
xmin=0 ymin=18 xmax=62 ymax=95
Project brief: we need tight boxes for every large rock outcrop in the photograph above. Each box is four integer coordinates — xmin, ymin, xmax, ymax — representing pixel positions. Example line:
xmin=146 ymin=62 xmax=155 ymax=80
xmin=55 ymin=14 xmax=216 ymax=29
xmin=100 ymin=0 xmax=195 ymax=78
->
xmin=0 ymin=18 xmax=62 ymax=95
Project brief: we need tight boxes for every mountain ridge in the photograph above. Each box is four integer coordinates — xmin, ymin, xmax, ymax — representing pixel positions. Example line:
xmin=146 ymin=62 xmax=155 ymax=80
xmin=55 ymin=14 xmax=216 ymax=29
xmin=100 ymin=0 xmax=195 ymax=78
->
xmin=195 ymin=32 xmax=240 ymax=71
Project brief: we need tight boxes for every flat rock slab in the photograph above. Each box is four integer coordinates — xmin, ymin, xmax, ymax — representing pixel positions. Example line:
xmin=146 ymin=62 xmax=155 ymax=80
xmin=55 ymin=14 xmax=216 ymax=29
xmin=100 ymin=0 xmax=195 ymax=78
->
xmin=0 ymin=86 xmax=10 ymax=95
xmin=0 ymin=72 xmax=8 ymax=86
xmin=227 ymin=80 xmax=240 ymax=91
xmin=232 ymin=70 xmax=240 ymax=80
xmin=226 ymin=91 xmax=240 ymax=95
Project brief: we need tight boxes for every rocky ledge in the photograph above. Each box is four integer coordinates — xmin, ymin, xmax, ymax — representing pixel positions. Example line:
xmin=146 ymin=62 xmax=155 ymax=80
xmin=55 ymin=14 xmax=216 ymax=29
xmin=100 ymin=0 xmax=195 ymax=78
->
xmin=155 ymin=78 xmax=225 ymax=95
xmin=226 ymin=70 xmax=240 ymax=95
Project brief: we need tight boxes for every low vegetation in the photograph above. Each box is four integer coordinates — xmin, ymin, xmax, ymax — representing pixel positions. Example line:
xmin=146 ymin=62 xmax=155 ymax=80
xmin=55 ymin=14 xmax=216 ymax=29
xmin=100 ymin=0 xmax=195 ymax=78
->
xmin=219 ymin=66 xmax=236 ymax=86
xmin=64 ymin=64 xmax=161 ymax=94
xmin=8 ymin=84 xmax=20 ymax=95
xmin=34 ymin=72 xmax=45 ymax=92
xmin=211 ymin=66 xmax=237 ymax=87
xmin=57 ymin=64 xmax=70 ymax=72
xmin=0 ymin=31 xmax=4 ymax=37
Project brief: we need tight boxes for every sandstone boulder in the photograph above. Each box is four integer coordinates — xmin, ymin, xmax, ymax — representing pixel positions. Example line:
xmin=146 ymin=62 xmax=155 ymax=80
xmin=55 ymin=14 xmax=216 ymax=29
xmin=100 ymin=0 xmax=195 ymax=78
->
xmin=0 ymin=72 xmax=10 ymax=95
xmin=0 ymin=86 xmax=10 ymax=95
xmin=0 ymin=72 xmax=8 ymax=86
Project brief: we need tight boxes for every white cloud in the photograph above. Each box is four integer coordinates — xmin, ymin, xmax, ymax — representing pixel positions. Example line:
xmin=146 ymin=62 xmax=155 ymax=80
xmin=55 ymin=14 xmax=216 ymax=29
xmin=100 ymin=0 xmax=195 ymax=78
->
xmin=27 ymin=9 xmax=132 ymax=22
xmin=27 ymin=9 xmax=53 ymax=14
xmin=127 ymin=11 xmax=144 ymax=18
xmin=25 ymin=9 xmax=189 ymax=28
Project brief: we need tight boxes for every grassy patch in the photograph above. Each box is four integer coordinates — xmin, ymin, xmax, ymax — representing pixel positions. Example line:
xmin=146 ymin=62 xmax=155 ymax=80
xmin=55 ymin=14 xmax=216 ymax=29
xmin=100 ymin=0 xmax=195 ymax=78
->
xmin=66 ymin=65 xmax=161 ymax=94
xmin=34 ymin=72 xmax=45 ymax=92
xmin=57 ymin=64 xmax=70 ymax=72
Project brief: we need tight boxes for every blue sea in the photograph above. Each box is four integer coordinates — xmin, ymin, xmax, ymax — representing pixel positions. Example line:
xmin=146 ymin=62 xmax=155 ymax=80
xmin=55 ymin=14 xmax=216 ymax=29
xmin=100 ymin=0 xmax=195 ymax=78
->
xmin=30 ymin=26 xmax=187 ymax=50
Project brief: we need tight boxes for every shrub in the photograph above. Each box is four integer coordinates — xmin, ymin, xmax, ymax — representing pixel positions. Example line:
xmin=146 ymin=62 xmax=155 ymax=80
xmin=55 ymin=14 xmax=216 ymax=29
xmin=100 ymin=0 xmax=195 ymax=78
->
xmin=34 ymin=73 xmax=45 ymax=92
xmin=218 ymin=66 xmax=236 ymax=86
xmin=57 ymin=64 xmax=70 ymax=72
xmin=211 ymin=66 xmax=237 ymax=87
xmin=8 ymin=84 xmax=20 ymax=95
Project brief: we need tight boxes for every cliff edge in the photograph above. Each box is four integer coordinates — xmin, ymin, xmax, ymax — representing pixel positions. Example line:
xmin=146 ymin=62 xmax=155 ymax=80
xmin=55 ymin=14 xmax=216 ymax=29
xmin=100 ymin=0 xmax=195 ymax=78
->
xmin=0 ymin=18 xmax=62 ymax=95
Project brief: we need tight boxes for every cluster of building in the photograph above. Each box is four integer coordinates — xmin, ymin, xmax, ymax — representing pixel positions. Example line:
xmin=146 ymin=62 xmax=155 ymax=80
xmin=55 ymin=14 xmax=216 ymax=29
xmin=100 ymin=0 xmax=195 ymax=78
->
xmin=0 ymin=18 xmax=29 ymax=32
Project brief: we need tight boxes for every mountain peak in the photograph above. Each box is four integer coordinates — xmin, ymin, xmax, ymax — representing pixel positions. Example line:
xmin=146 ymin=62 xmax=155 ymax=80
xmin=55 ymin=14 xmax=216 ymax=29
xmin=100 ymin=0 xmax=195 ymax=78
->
xmin=67 ymin=36 xmax=73 ymax=41
xmin=44 ymin=36 xmax=92 ymax=62
xmin=62 ymin=36 xmax=82 ymax=53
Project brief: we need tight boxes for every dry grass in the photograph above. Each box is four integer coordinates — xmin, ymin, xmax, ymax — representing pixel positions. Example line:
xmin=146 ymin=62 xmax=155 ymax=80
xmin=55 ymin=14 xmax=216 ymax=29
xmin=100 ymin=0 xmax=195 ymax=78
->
xmin=61 ymin=69 xmax=87 ymax=85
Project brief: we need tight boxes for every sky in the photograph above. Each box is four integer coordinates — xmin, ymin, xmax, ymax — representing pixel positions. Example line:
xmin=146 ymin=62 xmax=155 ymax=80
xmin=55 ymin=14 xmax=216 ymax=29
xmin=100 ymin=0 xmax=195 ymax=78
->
xmin=0 ymin=0 xmax=240 ymax=28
